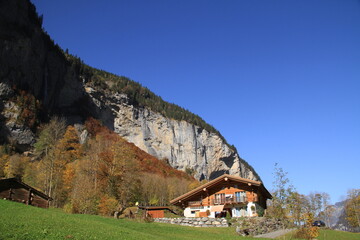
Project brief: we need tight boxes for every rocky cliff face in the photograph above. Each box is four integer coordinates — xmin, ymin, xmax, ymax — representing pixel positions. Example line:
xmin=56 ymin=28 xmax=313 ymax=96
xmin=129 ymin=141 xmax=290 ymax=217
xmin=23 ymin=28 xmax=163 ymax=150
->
xmin=115 ymin=105 xmax=258 ymax=180
xmin=86 ymin=88 xmax=258 ymax=181
xmin=0 ymin=0 xmax=87 ymax=150
xmin=0 ymin=0 xmax=260 ymax=181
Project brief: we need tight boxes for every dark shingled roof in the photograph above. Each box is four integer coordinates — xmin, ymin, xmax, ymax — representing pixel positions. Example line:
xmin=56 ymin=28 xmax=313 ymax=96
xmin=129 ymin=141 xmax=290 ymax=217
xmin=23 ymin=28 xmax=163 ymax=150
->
xmin=0 ymin=178 xmax=52 ymax=200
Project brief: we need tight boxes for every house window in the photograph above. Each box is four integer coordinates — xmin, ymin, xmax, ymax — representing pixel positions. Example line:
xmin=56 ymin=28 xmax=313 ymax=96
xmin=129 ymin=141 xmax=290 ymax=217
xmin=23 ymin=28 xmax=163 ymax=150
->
xmin=214 ymin=193 xmax=225 ymax=204
xmin=232 ymin=206 xmax=248 ymax=217
xmin=235 ymin=191 xmax=246 ymax=202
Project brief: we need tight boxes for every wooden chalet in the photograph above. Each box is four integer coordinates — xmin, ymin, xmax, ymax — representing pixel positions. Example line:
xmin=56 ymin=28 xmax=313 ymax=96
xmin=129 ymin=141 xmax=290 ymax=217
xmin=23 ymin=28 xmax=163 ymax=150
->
xmin=0 ymin=178 xmax=52 ymax=208
xmin=170 ymin=174 xmax=272 ymax=218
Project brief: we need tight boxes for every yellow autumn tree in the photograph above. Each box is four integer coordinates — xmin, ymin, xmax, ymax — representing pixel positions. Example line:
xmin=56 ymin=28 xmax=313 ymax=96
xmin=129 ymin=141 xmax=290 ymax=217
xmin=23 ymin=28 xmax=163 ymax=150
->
xmin=0 ymin=149 xmax=10 ymax=178
xmin=57 ymin=126 xmax=82 ymax=163
xmin=295 ymin=213 xmax=319 ymax=240
xmin=107 ymin=137 xmax=138 ymax=207
xmin=34 ymin=117 xmax=66 ymax=201
xmin=51 ymin=126 xmax=82 ymax=207
xmin=345 ymin=189 xmax=360 ymax=228
xmin=3 ymin=154 xmax=27 ymax=178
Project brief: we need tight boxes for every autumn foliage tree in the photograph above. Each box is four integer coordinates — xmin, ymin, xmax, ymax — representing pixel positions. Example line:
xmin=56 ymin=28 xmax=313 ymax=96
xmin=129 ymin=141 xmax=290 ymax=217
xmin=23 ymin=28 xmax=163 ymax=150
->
xmin=287 ymin=191 xmax=308 ymax=226
xmin=34 ymin=117 xmax=66 ymax=201
xmin=267 ymin=163 xmax=294 ymax=219
xmin=294 ymin=213 xmax=319 ymax=240
xmin=345 ymin=189 xmax=360 ymax=228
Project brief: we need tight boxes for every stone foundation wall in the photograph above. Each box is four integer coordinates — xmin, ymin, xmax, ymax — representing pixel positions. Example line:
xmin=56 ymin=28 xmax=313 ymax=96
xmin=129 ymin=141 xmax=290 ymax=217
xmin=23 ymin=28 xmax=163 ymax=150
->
xmin=154 ymin=217 xmax=228 ymax=227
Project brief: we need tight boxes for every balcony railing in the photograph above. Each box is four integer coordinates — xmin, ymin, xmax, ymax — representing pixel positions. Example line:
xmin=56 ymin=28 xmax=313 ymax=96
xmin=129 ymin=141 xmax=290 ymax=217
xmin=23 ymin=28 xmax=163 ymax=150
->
xmin=188 ymin=195 xmax=258 ymax=206
xmin=212 ymin=195 xmax=249 ymax=205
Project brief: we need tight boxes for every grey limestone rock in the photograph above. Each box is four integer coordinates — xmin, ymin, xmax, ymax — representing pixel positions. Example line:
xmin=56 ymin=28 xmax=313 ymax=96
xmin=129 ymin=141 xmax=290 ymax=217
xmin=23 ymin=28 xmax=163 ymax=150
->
xmin=87 ymin=88 xmax=259 ymax=181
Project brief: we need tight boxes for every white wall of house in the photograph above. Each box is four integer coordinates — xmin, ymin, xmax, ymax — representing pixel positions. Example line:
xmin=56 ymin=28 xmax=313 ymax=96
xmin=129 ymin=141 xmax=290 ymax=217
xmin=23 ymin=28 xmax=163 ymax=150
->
xmin=247 ymin=202 xmax=256 ymax=217
xmin=184 ymin=206 xmax=212 ymax=218
xmin=184 ymin=202 xmax=259 ymax=218
xmin=184 ymin=207 xmax=195 ymax=217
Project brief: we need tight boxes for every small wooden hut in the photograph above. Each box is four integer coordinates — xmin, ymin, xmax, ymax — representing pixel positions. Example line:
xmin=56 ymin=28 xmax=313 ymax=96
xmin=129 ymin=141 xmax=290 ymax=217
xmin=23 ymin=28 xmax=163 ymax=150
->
xmin=138 ymin=206 xmax=177 ymax=218
xmin=0 ymin=178 xmax=52 ymax=208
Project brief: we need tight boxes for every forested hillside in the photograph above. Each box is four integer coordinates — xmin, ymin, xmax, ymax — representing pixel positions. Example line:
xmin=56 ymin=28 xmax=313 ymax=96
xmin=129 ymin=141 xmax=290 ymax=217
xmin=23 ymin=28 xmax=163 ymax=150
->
xmin=0 ymin=117 xmax=197 ymax=214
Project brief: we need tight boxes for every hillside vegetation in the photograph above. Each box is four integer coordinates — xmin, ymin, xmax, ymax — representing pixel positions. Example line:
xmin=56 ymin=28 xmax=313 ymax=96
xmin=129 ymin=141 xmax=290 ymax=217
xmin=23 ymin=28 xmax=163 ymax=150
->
xmin=0 ymin=118 xmax=198 ymax=215
xmin=278 ymin=228 xmax=359 ymax=240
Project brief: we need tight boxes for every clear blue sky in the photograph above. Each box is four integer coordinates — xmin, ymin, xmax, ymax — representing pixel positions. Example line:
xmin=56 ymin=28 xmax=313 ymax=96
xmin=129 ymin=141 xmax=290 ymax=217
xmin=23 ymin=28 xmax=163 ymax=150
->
xmin=31 ymin=0 xmax=360 ymax=203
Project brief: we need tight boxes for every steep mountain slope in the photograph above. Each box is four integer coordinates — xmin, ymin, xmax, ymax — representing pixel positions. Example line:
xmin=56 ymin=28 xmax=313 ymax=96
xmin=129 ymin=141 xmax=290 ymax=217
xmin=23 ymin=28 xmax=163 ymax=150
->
xmin=0 ymin=0 xmax=260 ymax=181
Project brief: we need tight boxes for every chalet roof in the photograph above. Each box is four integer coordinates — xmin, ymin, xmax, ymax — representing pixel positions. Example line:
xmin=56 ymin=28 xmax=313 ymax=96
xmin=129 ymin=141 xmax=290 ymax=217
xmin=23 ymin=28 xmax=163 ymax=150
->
xmin=0 ymin=178 xmax=52 ymax=201
xmin=170 ymin=174 xmax=272 ymax=205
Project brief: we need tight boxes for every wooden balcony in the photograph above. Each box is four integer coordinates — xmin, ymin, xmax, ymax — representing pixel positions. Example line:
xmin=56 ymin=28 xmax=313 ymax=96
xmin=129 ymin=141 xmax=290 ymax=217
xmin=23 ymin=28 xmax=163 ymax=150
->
xmin=187 ymin=195 xmax=258 ymax=207
xmin=212 ymin=195 xmax=250 ymax=205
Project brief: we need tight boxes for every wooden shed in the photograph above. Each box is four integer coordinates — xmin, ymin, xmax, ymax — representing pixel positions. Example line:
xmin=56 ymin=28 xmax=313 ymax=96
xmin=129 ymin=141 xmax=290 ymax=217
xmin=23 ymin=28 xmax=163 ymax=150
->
xmin=138 ymin=206 xmax=177 ymax=218
xmin=0 ymin=178 xmax=52 ymax=208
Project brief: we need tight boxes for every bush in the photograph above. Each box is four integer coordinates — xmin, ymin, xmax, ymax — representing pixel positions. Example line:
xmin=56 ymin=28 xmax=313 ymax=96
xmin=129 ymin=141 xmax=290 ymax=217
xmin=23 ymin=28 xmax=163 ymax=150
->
xmin=294 ymin=227 xmax=319 ymax=240
xmin=294 ymin=213 xmax=319 ymax=239
xmin=256 ymin=205 xmax=265 ymax=217
xmin=98 ymin=195 xmax=118 ymax=216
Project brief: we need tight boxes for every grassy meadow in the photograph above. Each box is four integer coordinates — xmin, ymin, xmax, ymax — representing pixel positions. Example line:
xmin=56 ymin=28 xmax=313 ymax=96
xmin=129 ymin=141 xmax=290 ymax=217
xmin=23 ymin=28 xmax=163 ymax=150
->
xmin=0 ymin=200 xmax=258 ymax=240
xmin=1 ymin=199 xmax=359 ymax=240
xmin=277 ymin=228 xmax=359 ymax=240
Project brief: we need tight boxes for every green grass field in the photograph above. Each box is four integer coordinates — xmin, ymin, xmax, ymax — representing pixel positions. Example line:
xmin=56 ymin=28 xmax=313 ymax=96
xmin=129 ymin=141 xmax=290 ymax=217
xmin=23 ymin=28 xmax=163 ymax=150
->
xmin=1 ymin=200 xmax=358 ymax=240
xmin=0 ymin=200 xmax=260 ymax=240
xmin=277 ymin=227 xmax=359 ymax=240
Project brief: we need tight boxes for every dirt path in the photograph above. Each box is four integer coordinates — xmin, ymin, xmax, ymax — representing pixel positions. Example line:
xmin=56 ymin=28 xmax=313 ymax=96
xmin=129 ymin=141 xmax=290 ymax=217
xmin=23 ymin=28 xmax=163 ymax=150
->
xmin=254 ymin=228 xmax=296 ymax=239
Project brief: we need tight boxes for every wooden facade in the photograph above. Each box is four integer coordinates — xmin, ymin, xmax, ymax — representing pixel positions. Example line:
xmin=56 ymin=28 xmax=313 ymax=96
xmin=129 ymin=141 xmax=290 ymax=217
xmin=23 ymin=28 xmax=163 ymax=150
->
xmin=170 ymin=174 xmax=271 ymax=218
xmin=0 ymin=178 xmax=52 ymax=208
xmin=138 ymin=206 xmax=178 ymax=218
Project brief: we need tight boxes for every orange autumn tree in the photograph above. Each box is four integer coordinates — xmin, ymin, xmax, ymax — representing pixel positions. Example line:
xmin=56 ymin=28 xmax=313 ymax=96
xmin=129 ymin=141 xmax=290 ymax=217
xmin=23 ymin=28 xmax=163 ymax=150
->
xmin=97 ymin=133 xmax=139 ymax=210
xmin=50 ymin=126 xmax=83 ymax=207
xmin=58 ymin=126 xmax=83 ymax=203
xmin=67 ymin=125 xmax=140 ymax=215
xmin=57 ymin=126 xmax=82 ymax=162
xmin=67 ymin=130 xmax=113 ymax=214
xmin=98 ymin=195 xmax=118 ymax=216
